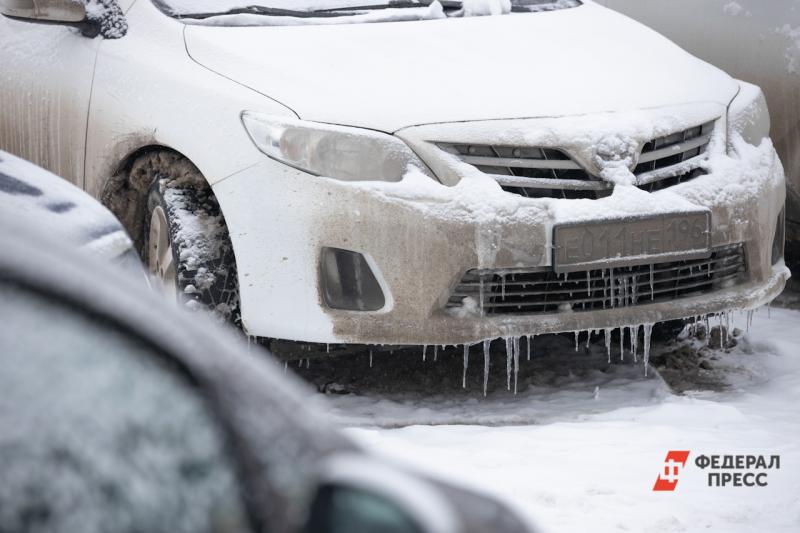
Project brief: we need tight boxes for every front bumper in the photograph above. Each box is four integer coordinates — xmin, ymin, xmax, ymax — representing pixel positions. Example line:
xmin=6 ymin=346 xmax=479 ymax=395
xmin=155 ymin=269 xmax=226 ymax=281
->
xmin=213 ymin=134 xmax=788 ymax=345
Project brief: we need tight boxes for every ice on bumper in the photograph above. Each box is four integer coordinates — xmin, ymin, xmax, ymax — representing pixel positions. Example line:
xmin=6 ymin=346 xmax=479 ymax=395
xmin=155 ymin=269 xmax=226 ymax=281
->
xmin=214 ymin=109 xmax=787 ymax=350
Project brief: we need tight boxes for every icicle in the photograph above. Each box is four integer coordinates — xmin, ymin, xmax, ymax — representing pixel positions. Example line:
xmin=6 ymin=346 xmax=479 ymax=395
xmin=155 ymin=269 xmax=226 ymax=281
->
xmin=619 ymin=327 xmax=625 ymax=361
xmin=462 ymin=344 xmax=470 ymax=389
xmin=479 ymin=277 xmax=485 ymax=317
xmin=513 ymin=336 xmax=520 ymax=394
xmin=422 ymin=344 xmax=427 ymax=362
xmin=622 ymin=276 xmax=629 ymax=307
xmin=369 ymin=348 xmax=373 ymax=368
xmin=283 ymin=361 xmax=288 ymax=373
xmin=306 ymin=358 xmax=310 ymax=369
xmin=586 ymin=270 xmax=592 ymax=296
xmin=719 ymin=311 xmax=728 ymax=342
xmin=746 ymin=309 xmax=754 ymax=332
xmin=643 ymin=323 xmax=653 ymax=376
xmin=630 ymin=325 xmax=639 ymax=363
xmin=586 ymin=329 xmax=592 ymax=349
xmin=505 ymin=337 xmax=513 ymax=390
xmin=527 ymin=335 xmax=533 ymax=360
xmin=609 ymin=268 xmax=617 ymax=307
xmin=604 ymin=328 xmax=612 ymax=363
xmin=501 ymin=277 xmax=506 ymax=299
xmin=649 ymin=264 xmax=655 ymax=300
xmin=483 ymin=339 xmax=491 ymax=396
xmin=326 ymin=343 xmax=330 ymax=354
xmin=434 ymin=345 xmax=439 ymax=361
xmin=574 ymin=331 xmax=580 ymax=352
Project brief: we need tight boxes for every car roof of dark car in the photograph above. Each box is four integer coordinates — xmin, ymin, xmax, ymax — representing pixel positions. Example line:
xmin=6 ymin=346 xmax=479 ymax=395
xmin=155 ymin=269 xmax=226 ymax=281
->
xmin=0 ymin=214 xmax=356 ymax=531
xmin=0 ymin=150 xmax=135 ymax=261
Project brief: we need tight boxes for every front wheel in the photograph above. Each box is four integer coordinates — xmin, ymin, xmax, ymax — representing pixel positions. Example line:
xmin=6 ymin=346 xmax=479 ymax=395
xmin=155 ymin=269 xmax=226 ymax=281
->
xmin=147 ymin=202 xmax=178 ymax=299
xmin=143 ymin=161 xmax=239 ymax=324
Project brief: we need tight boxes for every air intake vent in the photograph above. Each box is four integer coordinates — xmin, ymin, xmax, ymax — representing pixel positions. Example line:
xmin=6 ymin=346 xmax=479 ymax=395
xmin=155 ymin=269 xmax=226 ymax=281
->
xmin=438 ymin=121 xmax=715 ymax=199
xmin=447 ymin=244 xmax=745 ymax=316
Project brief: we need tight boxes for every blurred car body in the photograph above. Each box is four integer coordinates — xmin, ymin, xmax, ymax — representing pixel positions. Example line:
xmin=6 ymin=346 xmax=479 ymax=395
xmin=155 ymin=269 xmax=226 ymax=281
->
xmin=0 ymin=149 xmax=144 ymax=276
xmin=0 ymin=218 xmax=534 ymax=533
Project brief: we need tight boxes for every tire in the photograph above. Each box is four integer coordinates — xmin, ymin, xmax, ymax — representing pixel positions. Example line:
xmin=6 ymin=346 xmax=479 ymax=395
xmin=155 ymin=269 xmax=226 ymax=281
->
xmin=142 ymin=158 xmax=239 ymax=325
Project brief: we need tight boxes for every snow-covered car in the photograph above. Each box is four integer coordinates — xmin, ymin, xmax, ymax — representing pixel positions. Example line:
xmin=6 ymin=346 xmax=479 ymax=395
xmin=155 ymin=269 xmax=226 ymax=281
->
xmin=0 ymin=0 xmax=788 ymax=357
xmin=0 ymin=221 xmax=534 ymax=533
xmin=0 ymin=149 xmax=144 ymax=276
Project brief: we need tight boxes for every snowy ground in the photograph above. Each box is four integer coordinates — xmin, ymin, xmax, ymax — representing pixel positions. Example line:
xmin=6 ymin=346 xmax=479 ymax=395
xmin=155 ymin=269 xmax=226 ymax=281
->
xmin=295 ymin=304 xmax=800 ymax=533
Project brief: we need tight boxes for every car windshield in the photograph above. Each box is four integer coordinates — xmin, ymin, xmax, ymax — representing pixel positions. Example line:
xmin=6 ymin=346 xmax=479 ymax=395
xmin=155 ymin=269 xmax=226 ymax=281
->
xmin=152 ymin=0 xmax=582 ymax=26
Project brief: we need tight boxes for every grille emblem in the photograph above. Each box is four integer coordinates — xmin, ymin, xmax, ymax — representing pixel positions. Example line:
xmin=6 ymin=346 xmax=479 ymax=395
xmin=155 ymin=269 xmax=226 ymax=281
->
xmin=594 ymin=134 xmax=640 ymax=173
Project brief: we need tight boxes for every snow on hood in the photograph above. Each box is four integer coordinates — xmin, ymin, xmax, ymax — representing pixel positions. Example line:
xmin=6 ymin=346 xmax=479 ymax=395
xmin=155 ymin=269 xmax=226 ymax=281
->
xmin=184 ymin=2 xmax=738 ymax=132
xmin=0 ymin=150 xmax=134 ymax=261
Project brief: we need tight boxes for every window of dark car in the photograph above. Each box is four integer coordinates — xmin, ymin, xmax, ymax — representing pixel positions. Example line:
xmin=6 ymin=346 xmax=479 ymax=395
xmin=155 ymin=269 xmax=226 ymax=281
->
xmin=0 ymin=282 xmax=252 ymax=533
xmin=304 ymin=485 xmax=424 ymax=533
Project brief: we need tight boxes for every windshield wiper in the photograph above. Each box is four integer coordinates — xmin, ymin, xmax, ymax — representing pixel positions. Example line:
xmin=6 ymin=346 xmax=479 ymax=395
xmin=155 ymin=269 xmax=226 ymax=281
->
xmin=312 ymin=1 xmax=463 ymax=13
xmin=172 ymin=4 xmax=348 ymax=20
xmin=169 ymin=0 xmax=464 ymax=20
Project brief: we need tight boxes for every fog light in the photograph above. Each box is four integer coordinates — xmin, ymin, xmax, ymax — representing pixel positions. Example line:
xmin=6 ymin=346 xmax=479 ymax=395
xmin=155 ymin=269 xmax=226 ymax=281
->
xmin=320 ymin=247 xmax=385 ymax=311
xmin=772 ymin=207 xmax=785 ymax=265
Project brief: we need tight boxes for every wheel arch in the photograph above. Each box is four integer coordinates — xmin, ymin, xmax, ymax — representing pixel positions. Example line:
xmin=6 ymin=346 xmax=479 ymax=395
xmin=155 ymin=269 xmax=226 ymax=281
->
xmin=99 ymin=143 xmax=235 ymax=262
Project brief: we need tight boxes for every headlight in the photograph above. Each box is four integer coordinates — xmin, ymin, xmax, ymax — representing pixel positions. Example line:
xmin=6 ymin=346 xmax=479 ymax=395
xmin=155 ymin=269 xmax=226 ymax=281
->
xmin=727 ymin=81 xmax=770 ymax=152
xmin=241 ymin=112 xmax=435 ymax=182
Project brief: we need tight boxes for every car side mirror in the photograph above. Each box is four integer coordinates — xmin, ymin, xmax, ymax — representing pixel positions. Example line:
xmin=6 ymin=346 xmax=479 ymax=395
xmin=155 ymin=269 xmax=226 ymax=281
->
xmin=0 ymin=0 xmax=127 ymax=39
xmin=1 ymin=0 xmax=85 ymax=22
xmin=306 ymin=455 xmax=460 ymax=533
xmin=304 ymin=484 xmax=425 ymax=533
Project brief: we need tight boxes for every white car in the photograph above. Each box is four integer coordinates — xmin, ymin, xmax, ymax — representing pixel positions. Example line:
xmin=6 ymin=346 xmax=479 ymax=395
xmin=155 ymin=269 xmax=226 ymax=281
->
xmin=0 ymin=0 xmax=788 ymax=357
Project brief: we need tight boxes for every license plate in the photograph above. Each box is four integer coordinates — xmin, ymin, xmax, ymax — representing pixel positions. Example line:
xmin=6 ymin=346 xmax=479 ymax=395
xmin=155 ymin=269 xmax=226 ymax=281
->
xmin=553 ymin=211 xmax=711 ymax=273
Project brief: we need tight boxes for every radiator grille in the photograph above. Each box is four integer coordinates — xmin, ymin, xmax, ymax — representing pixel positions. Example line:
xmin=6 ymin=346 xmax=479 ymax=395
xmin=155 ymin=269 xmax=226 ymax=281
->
xmin=438 ymin=121 xmax=715 ymax=199
xmin=447 ymin=244 xmax=745 ymax=316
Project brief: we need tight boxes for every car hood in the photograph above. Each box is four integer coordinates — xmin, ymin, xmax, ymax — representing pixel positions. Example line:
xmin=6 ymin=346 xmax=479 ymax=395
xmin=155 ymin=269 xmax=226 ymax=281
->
xmin=184 ymin=2 xmax=738 ymax=132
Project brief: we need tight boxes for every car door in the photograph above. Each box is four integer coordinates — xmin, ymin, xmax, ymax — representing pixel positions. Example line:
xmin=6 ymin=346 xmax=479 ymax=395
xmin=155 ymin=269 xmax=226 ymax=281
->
xmin=0 ymin=1 xmax=100 ymax=187
xmin=0 ymin=279 xmax=255 ymax=533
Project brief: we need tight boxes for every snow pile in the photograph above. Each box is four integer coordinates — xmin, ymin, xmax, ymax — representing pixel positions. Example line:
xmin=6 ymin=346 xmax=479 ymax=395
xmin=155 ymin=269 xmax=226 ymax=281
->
xmin=182 ymin=3 xmax=446 ymax=27
xmin=592 ymin=133 xmax=639 ymax=185
xmin=85 ymin=0 xmax=128 ymax=39
xmin=459 ymin=0 xmax=511 ymax=16
xmin=168 ymin=0 xmax=580 ymax=26
xmin=334 ymin=306 xmax=800 ymax=532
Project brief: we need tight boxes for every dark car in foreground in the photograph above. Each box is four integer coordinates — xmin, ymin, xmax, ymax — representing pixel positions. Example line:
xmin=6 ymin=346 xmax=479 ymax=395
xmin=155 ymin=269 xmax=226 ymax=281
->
xmin=0 ymin=218 xmax=533 ymax=533
xmin=0 ymin=149 xmax=143 ymax=277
